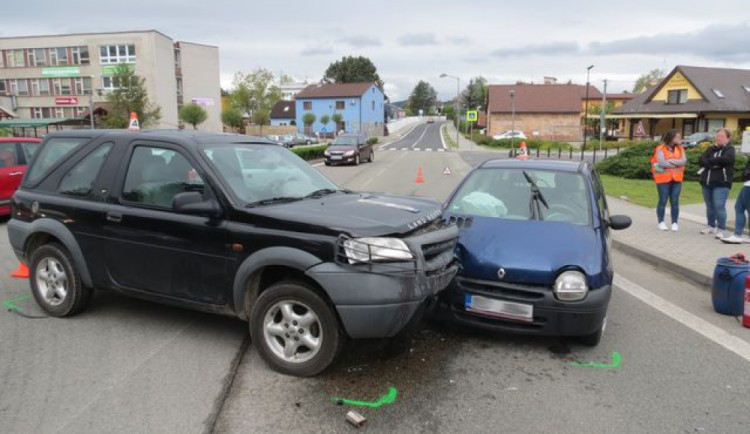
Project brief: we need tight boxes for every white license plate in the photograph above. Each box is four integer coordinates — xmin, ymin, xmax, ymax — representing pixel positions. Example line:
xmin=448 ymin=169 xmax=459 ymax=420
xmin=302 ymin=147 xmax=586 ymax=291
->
xmin=465 ymin=294 xmax=533 ymax=322
xmin=330 ymin=156 xmax=343 ymax=160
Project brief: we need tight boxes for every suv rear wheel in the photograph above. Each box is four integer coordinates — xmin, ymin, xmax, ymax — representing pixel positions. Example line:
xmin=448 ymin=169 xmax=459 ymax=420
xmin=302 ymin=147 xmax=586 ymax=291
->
xmin=29 ymin=243 xmax=92 ymax=317
xmin=250 ymin=281 xmax=343 ymax=376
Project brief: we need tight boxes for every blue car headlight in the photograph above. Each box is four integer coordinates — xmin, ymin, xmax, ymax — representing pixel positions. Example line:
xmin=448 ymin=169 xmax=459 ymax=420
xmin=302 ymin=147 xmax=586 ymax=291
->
xmin=554 ymin=270 xmax=588 ymax=301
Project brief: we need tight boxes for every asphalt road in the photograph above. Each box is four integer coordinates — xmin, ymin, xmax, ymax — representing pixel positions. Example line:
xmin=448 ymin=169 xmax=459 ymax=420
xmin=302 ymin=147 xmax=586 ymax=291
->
xmin=2 ymin=122 xmax=750 ymax=433
xmin=380 ymin=121 xmax=448 ymax=152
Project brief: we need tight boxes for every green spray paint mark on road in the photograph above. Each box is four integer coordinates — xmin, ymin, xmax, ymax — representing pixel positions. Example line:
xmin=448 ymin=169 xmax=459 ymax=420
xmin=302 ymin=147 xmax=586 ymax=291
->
xmin=3 ymin=294 xmax=31 ymax=312
xmin=569 ymin=351 xmax=621 ymax=369
xmin=333 ymin=387 xmax=398 ymax=408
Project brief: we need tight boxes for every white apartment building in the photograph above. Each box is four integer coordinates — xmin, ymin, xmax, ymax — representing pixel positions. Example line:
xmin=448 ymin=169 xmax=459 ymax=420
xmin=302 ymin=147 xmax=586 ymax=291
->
xmin=0 ymin=30 xmax=221 ymax=133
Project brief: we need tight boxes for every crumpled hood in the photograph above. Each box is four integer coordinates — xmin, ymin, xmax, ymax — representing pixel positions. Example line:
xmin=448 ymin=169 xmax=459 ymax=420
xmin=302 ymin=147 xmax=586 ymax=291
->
xmin=450 ymin=215 xmax=605 ymax=286
xmin=244 ymin=192 xmax=443 ymax=237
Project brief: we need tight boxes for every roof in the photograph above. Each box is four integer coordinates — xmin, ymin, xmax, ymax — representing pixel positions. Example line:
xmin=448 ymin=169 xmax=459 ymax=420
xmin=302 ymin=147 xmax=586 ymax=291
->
xmin=270 ymin=101 xmax=296 ymax=119
xmin=613 ymin=65 xmax=750 ymax=115
xmin=605 ymin=93 xmax=636 ymax=100
xmin=479 ymin=158 xmax=586 ymax=173
xmin=488 ymin=84 xmax=602 ymax=114
xmin=296 ymin=82 xmax=376 ymax=99
xmin=0 ymin=29 xmax=173 ymax=41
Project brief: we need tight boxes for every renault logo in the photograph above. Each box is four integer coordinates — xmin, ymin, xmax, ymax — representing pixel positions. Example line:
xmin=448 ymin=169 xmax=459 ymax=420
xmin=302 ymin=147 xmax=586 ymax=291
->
xmin=497 ymin=268 xmax=506 ymax=280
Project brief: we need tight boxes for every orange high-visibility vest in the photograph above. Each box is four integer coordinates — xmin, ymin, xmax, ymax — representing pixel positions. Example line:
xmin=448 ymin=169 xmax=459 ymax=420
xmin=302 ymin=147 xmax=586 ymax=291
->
xmin=651 ymin=144 xmax=685 ymax=183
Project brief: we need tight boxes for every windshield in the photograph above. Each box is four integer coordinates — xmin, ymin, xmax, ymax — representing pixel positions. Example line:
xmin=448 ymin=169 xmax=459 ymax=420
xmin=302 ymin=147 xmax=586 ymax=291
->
xmin=448 ymin=168 xmax=591 ymax=225
xmin=331 ymin=137 xmax=358 ymax=146
xmin=201 ymin=143 xmax=338 ymax=204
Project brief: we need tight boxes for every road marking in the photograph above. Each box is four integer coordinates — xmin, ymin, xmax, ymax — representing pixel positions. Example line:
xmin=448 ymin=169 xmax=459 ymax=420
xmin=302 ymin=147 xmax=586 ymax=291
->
xmin=312 ymin=162 xmax=324 ymax=167
xmin=615 ymin=275 xmax=750 ymax=364
xmin=440 ymin=123 xmax=448 ymax=150
xmin=438 ymin=149 xmax=445 ymax=152
xmin=414 ymin=148 xmax=420 ymax=151
xmin=425 ymin=148 xmax=432 ymax=152
xmin=401 ymin=148 xmax=408 ymax=151
xmin=360 ymin=150 xmax=409 ymax=189
xmin=410 ymin=123 xmax=431 ymax=149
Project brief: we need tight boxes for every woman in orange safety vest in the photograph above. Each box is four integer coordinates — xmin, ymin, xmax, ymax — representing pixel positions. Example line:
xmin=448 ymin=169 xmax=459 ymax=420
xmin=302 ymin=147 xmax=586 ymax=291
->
xmin=651 ymin=129 xmax=686 ymax=231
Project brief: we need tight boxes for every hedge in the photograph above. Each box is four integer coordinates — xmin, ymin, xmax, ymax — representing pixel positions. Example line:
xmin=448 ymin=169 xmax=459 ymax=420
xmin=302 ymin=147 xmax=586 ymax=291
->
xmin=292 ymin=144 xmax=328 ymax=160
xmin=596 ymin=142 xmax=748 ymax=181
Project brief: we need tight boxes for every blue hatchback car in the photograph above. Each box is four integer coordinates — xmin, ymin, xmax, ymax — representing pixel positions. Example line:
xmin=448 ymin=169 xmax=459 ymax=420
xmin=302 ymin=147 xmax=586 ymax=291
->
xmin=436 ymin=159 xmax=631 ymax=345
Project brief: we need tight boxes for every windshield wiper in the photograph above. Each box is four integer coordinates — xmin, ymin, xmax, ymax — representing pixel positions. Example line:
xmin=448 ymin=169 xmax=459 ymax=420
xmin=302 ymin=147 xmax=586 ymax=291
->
xmin=303 ymin=188 xmax=339 ymax=198
xmin=522 ymin=170 xmax=549 ymax=221
xmin=245 ymin=196 xmax=303 ymax=207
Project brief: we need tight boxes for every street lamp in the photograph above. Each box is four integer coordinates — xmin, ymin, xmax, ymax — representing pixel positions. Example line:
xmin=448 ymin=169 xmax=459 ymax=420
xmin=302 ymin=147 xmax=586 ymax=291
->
xmin=509 ymin=90 xmax=516 ymax=149
xmin=583 ymin=65 xmax=595 ymax=150
xmin=440 ymin=73 xmax=460 ymax=148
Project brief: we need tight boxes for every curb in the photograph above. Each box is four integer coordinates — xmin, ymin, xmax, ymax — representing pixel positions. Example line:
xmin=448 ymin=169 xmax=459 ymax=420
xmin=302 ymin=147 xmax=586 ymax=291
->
xmin=613 ymin=239 xmax=713 ymax=288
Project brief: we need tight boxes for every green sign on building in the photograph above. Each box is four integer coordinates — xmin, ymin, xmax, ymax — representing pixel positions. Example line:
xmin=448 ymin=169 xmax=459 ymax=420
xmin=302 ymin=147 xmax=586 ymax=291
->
xmin=41 ymin=67 xmax=80 ymax=77
xmin=101 ymin=64 xmax=134 ymax=76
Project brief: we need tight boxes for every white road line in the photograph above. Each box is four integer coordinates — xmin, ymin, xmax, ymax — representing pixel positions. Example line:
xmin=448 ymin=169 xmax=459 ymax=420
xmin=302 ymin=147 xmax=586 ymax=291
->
xmin=438 ymin=149 xmax=445 ymax=152
xmin=410 ymin=123 xmax=431 ymax=149
xmin=401 ymin=147 xmax=408 ymax=151
xmin=414 ymin=148 xmax=420 ymax=151
xmin=614 ymin=275 xmax=750 ymax=364
xmin=312 ymin=162 xmax=324 ymax=167
xmin=360 ymin=151 xmax=409 ymax=189
xmin=440 ymin=122 xmax=448 ymax=150
xmin=425 ymin=148 xmax=433 ymax=152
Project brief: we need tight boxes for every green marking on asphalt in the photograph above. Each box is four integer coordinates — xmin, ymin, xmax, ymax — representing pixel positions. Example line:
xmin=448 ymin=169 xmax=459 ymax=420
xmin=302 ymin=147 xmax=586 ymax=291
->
xmin=333 ymin=387 xmax=398 ymax=408
xmin=3 ymin=294 xmax=31 ymax=312
xmin=569 ymin=351 xmax=621 ymax=369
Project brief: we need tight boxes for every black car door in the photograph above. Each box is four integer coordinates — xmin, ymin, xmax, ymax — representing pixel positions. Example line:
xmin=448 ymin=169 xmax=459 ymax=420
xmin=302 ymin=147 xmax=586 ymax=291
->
xmin=101 ymin=140 xmax=231 ymax=305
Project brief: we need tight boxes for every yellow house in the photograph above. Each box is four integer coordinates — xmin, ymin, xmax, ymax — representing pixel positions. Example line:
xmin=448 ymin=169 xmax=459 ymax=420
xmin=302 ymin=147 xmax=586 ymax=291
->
xmin=612 ymin=65 xmax=750 ymax=139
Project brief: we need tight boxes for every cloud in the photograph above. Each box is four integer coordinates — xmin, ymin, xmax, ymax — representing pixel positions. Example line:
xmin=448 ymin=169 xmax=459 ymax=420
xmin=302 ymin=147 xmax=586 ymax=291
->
xmin=589 ymin=23 xmax=750 ymax=61
xmin=338 ymin=36 xmax=381 ymax=47
xmin=300 ymin=46 xmax=334 ymax=56
xmin=492 ymin=42 xmax=581 ymax=57
xmin=448 ymin=36 xmax=472 ymax=45
xmin=397 ymin=33 xmax=438 ymax=46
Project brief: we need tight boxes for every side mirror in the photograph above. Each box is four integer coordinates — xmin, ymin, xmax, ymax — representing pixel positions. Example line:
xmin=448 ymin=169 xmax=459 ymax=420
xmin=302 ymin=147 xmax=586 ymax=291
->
xmin=608 ymin=215 xmax=632 ymax=231
xmin=173 ymin=191 xmax=221 ymax=217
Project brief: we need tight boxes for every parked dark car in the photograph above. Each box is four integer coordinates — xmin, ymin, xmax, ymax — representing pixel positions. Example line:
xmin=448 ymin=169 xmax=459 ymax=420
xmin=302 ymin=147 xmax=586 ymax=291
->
xmin=7 ymin=130 xmax=458 ymax=376
xmin=681 ymin=132 xmax=715 ymax=148
xmin=435 ymin=159 xmax=631 ymax=346
xmin=324 ymin=134 xmax=373 ymax=166
xmin=0 ymin=137 xmax=42 ymax=216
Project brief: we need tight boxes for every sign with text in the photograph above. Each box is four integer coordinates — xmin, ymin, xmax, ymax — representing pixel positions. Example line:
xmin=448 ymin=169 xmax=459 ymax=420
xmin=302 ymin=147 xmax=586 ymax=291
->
xmin=55 ymin=97 xmax=79 ymax=105
xmin=41 ymin=67 xmax=80 ymax=77
xmin=191 ymin=97 xmax=215 ymax=106
xmin=466 ymin=110 xmax=478 ymax=122
xmin=742 ymin=130 xmax=750 ymax=154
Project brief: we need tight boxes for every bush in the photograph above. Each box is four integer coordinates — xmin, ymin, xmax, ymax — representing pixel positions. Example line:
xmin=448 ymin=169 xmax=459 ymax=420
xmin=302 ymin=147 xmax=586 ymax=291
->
xmin=367 ymin=137 xmax=379 ymax=145
xmin=479 ymin=138 xmax=573 ymax=151
xmin=292 ymin=144 xmax=327 ymax=160
xmin=0 ymin=127 xmax=11 ymax=137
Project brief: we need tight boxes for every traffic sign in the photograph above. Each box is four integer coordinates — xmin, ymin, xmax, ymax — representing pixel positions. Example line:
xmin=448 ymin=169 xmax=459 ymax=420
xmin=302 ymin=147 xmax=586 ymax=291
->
xmin=466 ymin=110 xmax=478 ymax=122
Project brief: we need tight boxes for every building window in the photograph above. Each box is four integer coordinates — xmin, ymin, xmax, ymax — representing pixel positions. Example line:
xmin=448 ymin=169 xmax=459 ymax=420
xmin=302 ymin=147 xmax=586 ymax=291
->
xmin=55 ymin=107 xmax=64 ymax=118
xmin=52 ymin=78 xmax=62 ymax=95
xmin=31 ymin=107 xmax=43 ymax=119
xmin=0 ymin=52 xmax=4 ymax=68
xmin=0 ymin=80 xmax=6 ymax=95
xmin=707 ymin=119 xmax=725 ymax=132
xmin=60 ymin=79 xmax=71 ymax=95
xmin=74 ymin=77 xmax=92 ymax=95
xmin=303 ymin=101 xmax=312 ymax=110
xmin=28 ymin=48 xmax=47 ymax=67
xmin=99 ymin=44 xmax=136 ymax=64
xmin=71 ymin=46 xmax=90 ymax=65
xmin=102 ymin=76 xmax=124 ymax=91
xmin=667 ymin=89 xmax=688 ymax=104
xmin=12 ymin=79 xmax=29 ymax=96
xmin=48 ymin=47 xmax=69 ymax=66
xmin=335 ymin=101 xmax=345 ymax=110
xmin=372 ymin=100 xmax=375 ymax=110
xmin=7 ymin=50 xmax=25 ymax=67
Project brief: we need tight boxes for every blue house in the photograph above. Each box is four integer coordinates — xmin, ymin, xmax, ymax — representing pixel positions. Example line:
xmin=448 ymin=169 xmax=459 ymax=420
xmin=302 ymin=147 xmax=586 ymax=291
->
xmin=295 ymin=82 xmax=385 ymax=136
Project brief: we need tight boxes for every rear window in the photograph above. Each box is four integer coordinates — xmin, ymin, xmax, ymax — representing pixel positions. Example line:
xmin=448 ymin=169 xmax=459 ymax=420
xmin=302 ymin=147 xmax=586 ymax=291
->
xmin=25 ymin=138 xmax=88 ymax=185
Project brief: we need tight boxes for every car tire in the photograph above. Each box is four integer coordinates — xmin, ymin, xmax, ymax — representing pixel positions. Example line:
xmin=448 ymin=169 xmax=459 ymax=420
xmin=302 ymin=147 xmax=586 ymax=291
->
xmin=354 ymin=154 xmax=360 ymax=166
xmin=577 ymin=317 xmax=605 ymax=346
xmin=250 ymin=281 xmax=343 ymax=377
xmin=368 ymin=151 xmax=374 ymax=163
xmin=324 ymin=161 xmax=331 ymax=166
xmin=29 ymin=243 xmax=92 ymax=317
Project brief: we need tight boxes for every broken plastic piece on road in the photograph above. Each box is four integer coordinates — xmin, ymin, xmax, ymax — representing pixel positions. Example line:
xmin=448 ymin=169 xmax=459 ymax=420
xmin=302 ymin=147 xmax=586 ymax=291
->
xmin=346 ymin=410 xmax=367 ymax=428
xmin=332 ymin=387 xmax=398 ymax=408
xmin=569 ymin=351 xmax=621 ymax=368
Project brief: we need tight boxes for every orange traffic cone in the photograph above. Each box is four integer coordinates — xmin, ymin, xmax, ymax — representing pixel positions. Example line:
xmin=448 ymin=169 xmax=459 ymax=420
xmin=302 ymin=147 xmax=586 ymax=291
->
xmin=415 ymin=166 xmax=424 ymax=184
xmin=10 ymin=262 xmax=29 ymax=279
xmin=516 ymin=141 xmax=528 ymax=160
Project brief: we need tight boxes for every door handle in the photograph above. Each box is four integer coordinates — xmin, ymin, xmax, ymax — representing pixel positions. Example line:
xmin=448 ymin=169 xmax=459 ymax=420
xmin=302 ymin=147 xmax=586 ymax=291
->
xmin=9 ymin=172 xmax=22 ymax=176
xmin=106 ymin=212 xmax=123 ymax=223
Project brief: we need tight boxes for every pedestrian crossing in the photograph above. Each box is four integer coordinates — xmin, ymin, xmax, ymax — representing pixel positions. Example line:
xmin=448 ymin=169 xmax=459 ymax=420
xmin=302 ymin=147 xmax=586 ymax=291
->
xmin=382 ymin=147 xmax=447 ymax=152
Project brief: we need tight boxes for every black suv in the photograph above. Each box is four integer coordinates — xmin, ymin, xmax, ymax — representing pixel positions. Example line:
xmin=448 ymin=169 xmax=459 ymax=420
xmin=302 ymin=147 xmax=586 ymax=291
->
xmin=7 ymin=130 xmax=458 ymax=376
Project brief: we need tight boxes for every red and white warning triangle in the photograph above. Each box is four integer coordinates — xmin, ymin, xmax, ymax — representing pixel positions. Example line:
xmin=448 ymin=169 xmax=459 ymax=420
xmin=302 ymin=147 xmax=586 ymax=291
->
xmin=442 ymin=166 xmax=451 ymax=175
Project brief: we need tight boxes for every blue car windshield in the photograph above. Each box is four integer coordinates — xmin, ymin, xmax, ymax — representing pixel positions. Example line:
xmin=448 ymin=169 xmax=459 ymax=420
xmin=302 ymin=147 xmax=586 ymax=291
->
xmin=448 ymin=168 xmax=591 ymax=226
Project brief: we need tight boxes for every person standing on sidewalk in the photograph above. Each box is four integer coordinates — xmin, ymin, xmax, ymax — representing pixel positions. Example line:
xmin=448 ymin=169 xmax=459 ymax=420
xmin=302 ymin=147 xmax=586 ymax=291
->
xmin=651 ymin=130 xmax=686 ymax=231
xmin=699 ymin=128 xmax=735 ymax=239
xmin=721 ymin=158 xmax=750 ymax=244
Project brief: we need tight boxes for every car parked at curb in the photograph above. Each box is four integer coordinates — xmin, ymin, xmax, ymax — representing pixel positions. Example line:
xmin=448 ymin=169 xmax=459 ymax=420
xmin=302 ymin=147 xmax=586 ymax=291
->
xmin=681 ymin=132 xmax=715 ymax=148
xmin=492 ymin=130 xmax=526 ymax=141
xmin=435 ymin=159 xmax=631 ymax=346
xmin=324 ymin=134 xmax=373 ymax=166
xmin=0 ymin=137 xmax=42 ymax=216
xmin=7 ymin=130 xmax=459 ymax=376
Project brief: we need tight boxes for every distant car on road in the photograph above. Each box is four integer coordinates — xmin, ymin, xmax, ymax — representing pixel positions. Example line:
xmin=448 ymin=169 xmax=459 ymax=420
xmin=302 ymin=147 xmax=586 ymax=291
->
xmin=304 ymin=134 xmax=320 ymax=144
xmin=0 ymin=137 xmax=42 ymax=216
xmin=324 ymin=134 xmax=373 ymax=166
xmin=492 ymin=130 xmax=527 ymax=140
xmin=283 ymin=133 xmax=317 ymax=148
xmin=427 ymin=118 xmax=435 ymax=124
xmin=436 ymin=159 xmax=631 ymax=346
xmin=681 ymin=132 xmax=715 ymax=148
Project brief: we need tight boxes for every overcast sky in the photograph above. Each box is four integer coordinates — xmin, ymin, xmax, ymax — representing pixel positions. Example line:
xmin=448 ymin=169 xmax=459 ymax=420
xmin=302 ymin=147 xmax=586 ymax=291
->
xmin=3 ymin=1 xmax=750 ymax=101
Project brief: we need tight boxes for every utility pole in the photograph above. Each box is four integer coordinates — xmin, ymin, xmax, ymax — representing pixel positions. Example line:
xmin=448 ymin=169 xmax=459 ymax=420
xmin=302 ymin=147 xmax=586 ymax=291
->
xmin=583 ymin=65 xmax=595 ymax=150
xmin=599 ymin=79 xmax=607 ymax=149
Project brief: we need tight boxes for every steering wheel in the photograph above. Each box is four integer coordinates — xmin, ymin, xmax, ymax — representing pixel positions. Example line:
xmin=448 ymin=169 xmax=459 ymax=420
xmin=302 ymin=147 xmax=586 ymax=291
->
xmin=546 ymin=203 xmax=578 ymax=222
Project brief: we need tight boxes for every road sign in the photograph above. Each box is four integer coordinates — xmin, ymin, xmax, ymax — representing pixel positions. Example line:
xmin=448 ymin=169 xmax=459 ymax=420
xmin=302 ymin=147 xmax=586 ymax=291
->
xmin=466 ymin=110 xmax=478 ymax=122
xmin=443 ymin=166 xmax=452 ymax=175
xmin=742 ymin=129 xmax=750 ymax=154
xmin=635 ymin=121 xmax=646 ymax=137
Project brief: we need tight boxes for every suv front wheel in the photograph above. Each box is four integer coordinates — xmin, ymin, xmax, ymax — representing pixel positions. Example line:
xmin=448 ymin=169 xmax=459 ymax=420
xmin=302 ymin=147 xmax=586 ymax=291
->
xmin=250 ymin=281 xmax=343 ymax=376
xmin=29 ymin=243 xmax=92 ymax=317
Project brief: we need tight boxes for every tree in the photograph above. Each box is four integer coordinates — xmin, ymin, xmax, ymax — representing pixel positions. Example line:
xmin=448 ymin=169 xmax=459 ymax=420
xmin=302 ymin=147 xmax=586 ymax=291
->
xmin=102 ymin=64 xmax=162 ymax=128
xmin=633 ymin=69 xmax=665 ymax=93
xmin=221 ymin=108 xmax=244 ymax=132
xmin=332 ymin=113 xmax=344 ymax=133
xmin=585 ymin=102 xmax=616 ymax=136
xmin=408 ymin=81 xmax=438 ymax=115
xmin=323 ymin=56 xmax=384 ymax=90
xmin=441 ymin=104 xmax=456 ymax=121
xmin=302 ymin=112 xmax=316 ymax=134
xmin=280 ymin=74 xmax=295 ymax=84
xmin=179 ymin=104 xmax=208 ymax=130
xmin=320 ymin=114 xmax=330 ymax=133
xmin=461 ymin=77 xmax=488 ymax=111
xmin=230 ymin=68 xmax=283 ymax=134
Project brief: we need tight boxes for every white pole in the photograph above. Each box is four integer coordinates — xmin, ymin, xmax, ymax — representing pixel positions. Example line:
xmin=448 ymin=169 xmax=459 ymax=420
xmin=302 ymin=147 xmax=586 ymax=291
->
xmin=600 ymin=79 xmax=607 ymax=149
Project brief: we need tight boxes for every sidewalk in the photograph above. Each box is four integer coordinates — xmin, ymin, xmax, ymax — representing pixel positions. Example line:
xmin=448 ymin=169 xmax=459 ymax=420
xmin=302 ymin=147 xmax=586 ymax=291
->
xmin=443 ymin=122 xmax=500 ymax=152
xmin=609 ymin=197 xmax=747 ymax=287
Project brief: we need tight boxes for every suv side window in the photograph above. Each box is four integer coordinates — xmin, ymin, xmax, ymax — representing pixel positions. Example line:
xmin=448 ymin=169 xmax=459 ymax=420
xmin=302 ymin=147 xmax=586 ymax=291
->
xmin=58 ymin=142 xmax=114 ymax=198
xmin=122 ymin=146 xmax=204 ymax=208
xmin=0 ymin=142 xmax=19 ymax=167
xmin=25 ymin=138 xmax=88 ymax=185
xmin=20 ymin=142 xmax=41 ymax=164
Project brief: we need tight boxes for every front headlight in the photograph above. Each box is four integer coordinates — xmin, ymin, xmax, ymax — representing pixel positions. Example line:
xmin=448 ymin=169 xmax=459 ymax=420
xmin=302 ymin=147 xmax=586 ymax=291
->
xmin=554 ymin=270 xmax=588 ymax=301
xmin=324 ymin=149 xmax=330 ymax=156
xmin=343 ymin=237 xmax=413 ymax=263
xmin=344 ymin=150 xmax=355 ymax=156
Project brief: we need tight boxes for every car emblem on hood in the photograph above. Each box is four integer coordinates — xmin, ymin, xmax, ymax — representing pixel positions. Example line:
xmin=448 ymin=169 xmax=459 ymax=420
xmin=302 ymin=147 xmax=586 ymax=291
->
xmin=497 ymin=268 xmax=506 ymax=280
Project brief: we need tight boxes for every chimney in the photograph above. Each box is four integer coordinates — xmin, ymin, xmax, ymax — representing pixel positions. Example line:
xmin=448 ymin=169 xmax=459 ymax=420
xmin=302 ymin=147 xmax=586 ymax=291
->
xmin=543 ymin=76 xmax=557 ymax=85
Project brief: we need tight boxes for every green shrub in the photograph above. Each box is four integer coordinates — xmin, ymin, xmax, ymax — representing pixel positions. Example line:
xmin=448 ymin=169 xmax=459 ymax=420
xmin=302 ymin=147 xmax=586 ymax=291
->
xmin=367 ymin=137 xmax=379 ymax=145
xmin=0 ymin=127 xmax=11 ymax=137
xmin=292 ymin=144 xmax=327 ymax=160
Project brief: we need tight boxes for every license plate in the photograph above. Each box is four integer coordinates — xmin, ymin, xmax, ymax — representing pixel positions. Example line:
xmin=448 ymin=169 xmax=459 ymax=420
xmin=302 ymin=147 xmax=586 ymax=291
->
xmin=331 ymin=156 xmax=343 ymax=160
xmin=464 ymin=294 xmax=533 ymax=322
